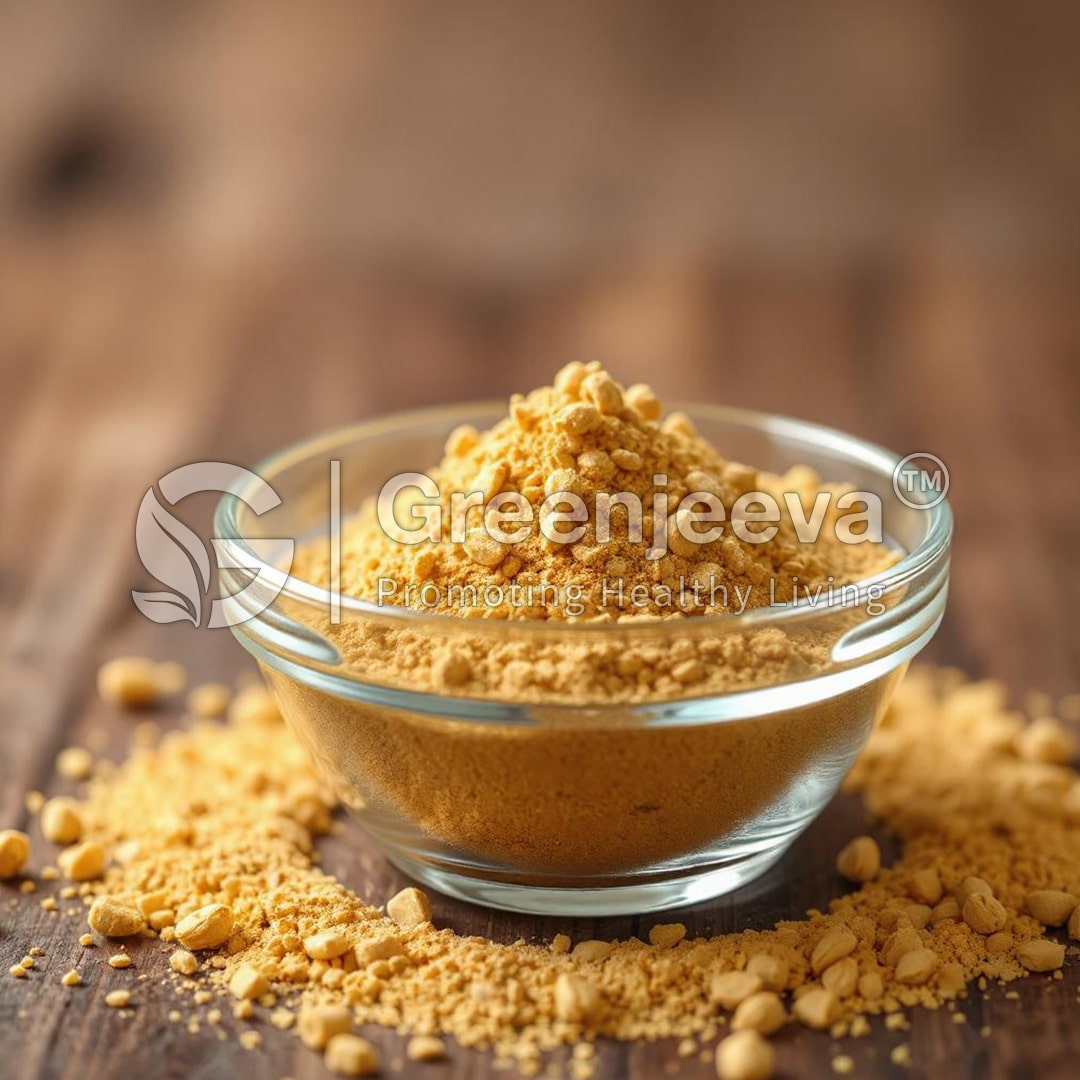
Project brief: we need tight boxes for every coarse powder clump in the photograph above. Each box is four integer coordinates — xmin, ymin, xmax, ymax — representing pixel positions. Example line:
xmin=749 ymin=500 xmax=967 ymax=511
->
xmin=9 ymin=665 xmax=1077 ymax=1073
xmin=295 ymin=361 xmax=891 ymax=621
xmin=290 ymin=363 xmax=897 ymax=702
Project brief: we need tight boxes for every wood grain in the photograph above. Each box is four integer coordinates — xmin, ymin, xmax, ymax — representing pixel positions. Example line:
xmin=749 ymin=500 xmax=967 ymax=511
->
xmin=1 ymin=249 xmax=1077 ymax=1080
xmin=1 ymin=1 xmax=1079 ymax=1075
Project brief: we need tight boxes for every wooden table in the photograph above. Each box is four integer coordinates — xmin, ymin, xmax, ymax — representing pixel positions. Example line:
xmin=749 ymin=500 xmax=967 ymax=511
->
xmin=1 ymin=240 xmax=1077 ymax=1079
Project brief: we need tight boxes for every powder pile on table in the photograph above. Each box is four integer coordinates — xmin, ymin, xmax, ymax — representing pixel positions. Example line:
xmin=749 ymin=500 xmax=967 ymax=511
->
xmin=3 ymin=666 xmax=1078 ymax=1079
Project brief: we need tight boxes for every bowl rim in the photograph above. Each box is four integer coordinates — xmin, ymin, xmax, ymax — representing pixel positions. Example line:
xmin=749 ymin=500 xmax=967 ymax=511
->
xmin=213 ymin=399 xmax=952 ymax=639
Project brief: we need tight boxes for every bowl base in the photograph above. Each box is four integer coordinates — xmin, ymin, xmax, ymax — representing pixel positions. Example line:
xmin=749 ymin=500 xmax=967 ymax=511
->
xmin=382 ymin=842 xmax=793 ymax=917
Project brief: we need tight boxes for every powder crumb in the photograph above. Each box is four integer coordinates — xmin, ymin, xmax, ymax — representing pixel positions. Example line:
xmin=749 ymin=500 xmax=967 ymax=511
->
xmin=303 ymin=929 xmax=351 ymax=961
xmin=175 ymin=904 xmax=234 ymax=951
xmin=731 ymin=992 xmax=786 ymax=1036
xmin=229 ymin=963 xmax=271 ymax=1000
xmin=324 ymin=1034 xmax=379 ymax=1077
xmin=56 ymin=747 xmax=95 ymax=781
xmin=890 ymin=1044 xmax=912 ymax=1068
xmin=711 ymin=971 xmax=763 ymax=1011
xmin=105 ymin=989 xmax=131 ymax=1008
xmin=299 ymin=1004 xmax=354 ymax=1050
xmin=58 ymin=841 xmax=105 ymax=882
xmin=0 ymin=829 xmax=31 ymax=881
xmin=648 ymin=923 xmax=687 ymax=950
xmin=792 ymin=987 xmax=840 ymax=1030
xmin=572 ymin=940 xmax=613 ymax=963
xmin=849 ymin=1016 xmax=871 ymax=1038
xmin=554 ymin=973 xmax=602 ymax=1025
xmin=61 ymin=970 xmax=82 ymax=988
xmin=676 ymin=1038 xmax=698 ymax=1058
xmin=270 ymin=1008 xmax=296 ymax=1031
xmin=832 ymin=1056 xmax=856 ymax=1075
xmin=836 ymin=836 xmax=881 ymax=884
xmin=406 ymin=1035 xmax=446 ymax=1062
xmin=41 ymin=797 xmax=84 ymax=845
xmin=1016 ymin=940 xmax=1065 ymax=973
xmin=88 ymin=897 xmax=145 ymax=938
xmin=170 ymin=950 xmax=199 ymax=976
xmin=98 ymin=658 xmax=159 ymax=709
xmin=239 ymin=1030 xmax=262 ymax=1051
xmin=715 ymin=1030 xmax=774 ymax=1080
xmin=108 ymin=954 xmax=132 ymax=969
xmin=386 ymin=886 xmax=432 ymax=929
xmin=79 ymin=933 xmax=93 ymax=947
xmin=188 ymin=684 xmax=232 ymax=719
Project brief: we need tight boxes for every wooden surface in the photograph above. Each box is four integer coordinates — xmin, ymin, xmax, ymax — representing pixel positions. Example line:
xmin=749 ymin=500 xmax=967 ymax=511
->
xmin=1 ymin=2 xmax=1080 ymax=1076
xmin=1 ymin=250 xmax=1078 ymax=1080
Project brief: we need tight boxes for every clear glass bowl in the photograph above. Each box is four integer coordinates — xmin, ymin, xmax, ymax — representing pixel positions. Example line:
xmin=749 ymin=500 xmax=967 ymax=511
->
xmin=214 ymin=403 xmax=951 ymax=915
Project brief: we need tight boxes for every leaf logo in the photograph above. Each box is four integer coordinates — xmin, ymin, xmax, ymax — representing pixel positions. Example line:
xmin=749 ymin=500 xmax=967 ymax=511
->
xmin=131 ymin=461 xmax=292 ymax=630
xmin=133 ymin=487 xmax=212 ymax=625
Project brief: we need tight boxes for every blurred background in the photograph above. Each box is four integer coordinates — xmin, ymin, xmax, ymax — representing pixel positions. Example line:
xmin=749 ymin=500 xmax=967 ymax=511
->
xmin=1 ymin=0 xmax=1078 ymax=691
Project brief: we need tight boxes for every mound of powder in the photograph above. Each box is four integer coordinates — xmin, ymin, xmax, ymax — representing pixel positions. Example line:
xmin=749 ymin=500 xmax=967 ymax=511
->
xmin=290 ymin=362 xmax=896 ymax=701
xmin=9 ymin=666 xmax=1076 ymax=1076
xmin=296 ymin=361 xmax=893 ymax=622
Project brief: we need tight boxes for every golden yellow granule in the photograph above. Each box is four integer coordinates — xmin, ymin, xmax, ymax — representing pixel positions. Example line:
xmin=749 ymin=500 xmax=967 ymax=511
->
xmin=55 ymin=747 xmax=94 ymax=781
xmin=0 ymin=830 xmax=31 ymax=878
xmin=97 ymin=658 xmax=159 ymax=709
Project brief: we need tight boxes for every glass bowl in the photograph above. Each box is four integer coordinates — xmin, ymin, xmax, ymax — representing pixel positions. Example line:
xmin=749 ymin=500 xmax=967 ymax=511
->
xmin=214 ymin=403 xmax=951 ymax=915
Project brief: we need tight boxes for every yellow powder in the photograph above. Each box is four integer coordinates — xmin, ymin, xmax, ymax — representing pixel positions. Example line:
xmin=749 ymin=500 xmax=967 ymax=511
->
xmin=274 ymin=365 xmax=902 ymax=875
xmin=9 ymin=662 xmax=1072 ymax=1071
xmin=267 ymin=667 xmax=897 ymax=877
xmin=298 ymin=362 xmax=889 ymax=620
xmin=290 ymin=361 xmax=896 ymax=703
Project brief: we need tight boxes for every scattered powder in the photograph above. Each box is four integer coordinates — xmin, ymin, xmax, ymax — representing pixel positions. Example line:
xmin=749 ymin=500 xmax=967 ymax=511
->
xmin=2 ymin=369 xmax=1075 ymax=1074
xmin=3 ymin=663 xmax=1074 ymax=1075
